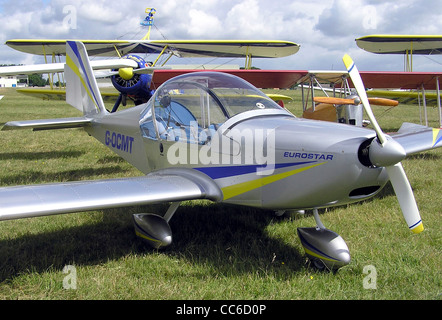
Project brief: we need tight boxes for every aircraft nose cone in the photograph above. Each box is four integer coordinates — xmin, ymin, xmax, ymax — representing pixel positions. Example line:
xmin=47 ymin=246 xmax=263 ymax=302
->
xmin=119 ymin=67 xmax=134 ymax=80
xmin=369 ymin=136 xmax=406 ymax=167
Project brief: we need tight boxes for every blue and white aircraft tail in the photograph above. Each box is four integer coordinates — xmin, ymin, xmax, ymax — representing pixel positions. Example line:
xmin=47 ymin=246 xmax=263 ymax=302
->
xmin=65 ymin=41 xmax=107 ymax=116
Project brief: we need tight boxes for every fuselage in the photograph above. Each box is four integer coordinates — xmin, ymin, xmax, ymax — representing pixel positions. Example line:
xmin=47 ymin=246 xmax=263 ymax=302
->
xmin=86 ymin=72 xmax=389 ymax=211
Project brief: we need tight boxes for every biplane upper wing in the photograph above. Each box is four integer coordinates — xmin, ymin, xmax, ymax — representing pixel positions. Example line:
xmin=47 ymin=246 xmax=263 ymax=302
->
xmin=6 ymin=39 xmax=299 ymax=58
xmin=356 ymin=35 xmax=442 ymax=55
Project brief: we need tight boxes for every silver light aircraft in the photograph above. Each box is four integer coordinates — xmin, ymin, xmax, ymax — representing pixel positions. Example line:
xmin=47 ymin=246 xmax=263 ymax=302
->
xmin=1 ymin=41 xmax=441 ymax=271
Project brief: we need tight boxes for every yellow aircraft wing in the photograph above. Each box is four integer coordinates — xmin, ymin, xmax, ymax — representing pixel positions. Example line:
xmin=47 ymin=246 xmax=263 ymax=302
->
xmin=6 ymin=39 xmax=299 ymax=58
xmin=16 ymin=89 xmax=294 ymax=105
xmin=356 ymin=35 xmax=442 ymax=55
xmin=16 ymin=88 xmax=119 ymax=102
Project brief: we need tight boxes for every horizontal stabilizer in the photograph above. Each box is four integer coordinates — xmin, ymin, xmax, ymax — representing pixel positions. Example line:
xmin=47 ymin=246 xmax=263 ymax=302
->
xmin=391 ymin=123 xmax=442 ymax=155
xmin=1 ymin=117 xmax=91 ymax=131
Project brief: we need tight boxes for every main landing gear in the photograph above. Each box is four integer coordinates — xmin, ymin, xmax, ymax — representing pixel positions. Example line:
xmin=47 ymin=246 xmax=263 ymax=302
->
xmin=134 ymin=203 xmax=351 ymax=272
xmin=132 ymin=202 xmax=180 ymax=249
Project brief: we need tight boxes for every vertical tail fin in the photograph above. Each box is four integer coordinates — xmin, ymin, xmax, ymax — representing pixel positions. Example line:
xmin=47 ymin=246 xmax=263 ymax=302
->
xmin=65 ymin=41 xmax=107 ymax=115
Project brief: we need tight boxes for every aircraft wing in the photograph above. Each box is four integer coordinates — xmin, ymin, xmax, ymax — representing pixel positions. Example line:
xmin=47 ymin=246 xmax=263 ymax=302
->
xmin=1 ymin=117 xmax=92 ymax=131
xmin=14 ymin=88 xmax=119 ymax=102
xmin=390 ymin=123 xmax=442 ymax=155
xmin=12 ymin=70 xmax=307 ymax=102
xmin=0 ymin=59 xmax=139 ymax=76
xmin=151 ymin=69 xmax=308 ymax=89
xmin=6 ymin=39 xmax=299 ymax=58
xmin=0 ymin=168 xmax=222 ymax=221
xmin=356 ymin=35 xmax=442 ymax=55
xmin=296 ymin=70 xmax=442 ymax=90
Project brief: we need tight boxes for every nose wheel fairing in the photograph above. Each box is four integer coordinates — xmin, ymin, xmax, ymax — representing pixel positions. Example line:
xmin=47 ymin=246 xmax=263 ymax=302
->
xmin=297 ymin=209 xmax=351 ymax=271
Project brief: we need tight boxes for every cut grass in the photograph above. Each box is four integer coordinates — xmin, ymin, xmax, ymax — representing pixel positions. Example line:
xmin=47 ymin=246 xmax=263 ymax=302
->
xmin=0 ymin=87 xmax=440 ymax=300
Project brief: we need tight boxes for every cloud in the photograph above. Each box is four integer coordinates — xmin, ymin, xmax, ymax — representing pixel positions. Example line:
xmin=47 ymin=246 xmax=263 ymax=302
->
xmin=0 ymin=0 xmax=441 ymax=71
xmin=187 ymin=9 xmax=222 ymax=37
xmin=315 ymin=0 xmax=375 ymax=37
xmin=225 ymin=0 xmax=268 ymax=37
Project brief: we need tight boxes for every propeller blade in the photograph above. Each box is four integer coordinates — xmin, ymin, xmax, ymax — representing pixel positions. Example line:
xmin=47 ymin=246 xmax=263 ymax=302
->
xmin=343 ymin=54 xmax=386 ymax=145
xmin=343 ymin=54 xmax=423 ymax=234
xmin=133 ymin=67 xmax=171 ymax=74
xmin=386 ymin=164 xmax=424 ymax=234
xmin=313 ymin=96 xmax=398 ymax=107
xmin=313 ymin=97 xmax=356 ymax=105
xmin=368 ymin=97 xmax=399 ymax=107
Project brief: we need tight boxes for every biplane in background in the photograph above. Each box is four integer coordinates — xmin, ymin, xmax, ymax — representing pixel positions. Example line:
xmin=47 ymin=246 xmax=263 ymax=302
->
xmin=356 ymin=34 xmax=442 ymax=72
xmin=355 ymin=34 xmax=442 ymax=127
xmin=295 ymin=69 xmax=442 ymax=128
xmin=2 ymin=38 xmax=299 ymax=110
xmin=1 ymin=7 xmax=299 ymax=109
xmin=0 ymin=41 xmax=441 ymax=271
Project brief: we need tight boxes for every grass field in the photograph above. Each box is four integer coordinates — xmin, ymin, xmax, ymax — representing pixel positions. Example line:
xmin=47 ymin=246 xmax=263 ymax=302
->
xmin=0 ymin=86 xmax=440 ymax=300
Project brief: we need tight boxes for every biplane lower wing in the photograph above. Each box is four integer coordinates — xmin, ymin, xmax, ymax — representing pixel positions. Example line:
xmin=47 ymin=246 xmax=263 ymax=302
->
xmin=297 ymin=70 xmax=442 ymax=90
xmin=0 ymin=59 xmax=139 ymax=76
xmin=6 ymin=39 xmax=300 ymax=58
xmin=151 ymin=69 xmax=307 ymax=89
xmin=0 ymin=168 xmax=222 ymax=221
xmin=15 ymin=88 xmax=119 ymax=102
xmin=10 ymin=70 xmax=306 ymax=103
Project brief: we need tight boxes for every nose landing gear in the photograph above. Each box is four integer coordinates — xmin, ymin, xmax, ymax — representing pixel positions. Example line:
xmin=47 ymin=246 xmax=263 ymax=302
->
xmin=297 ymin=209 xmax=351 ymax=271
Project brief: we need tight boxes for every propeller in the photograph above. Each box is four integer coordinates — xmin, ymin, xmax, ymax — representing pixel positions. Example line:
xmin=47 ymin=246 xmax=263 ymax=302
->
xmin=367 ymin=97 xmax=399 ymax=107
xmin=342 ymin=54 xmax=424 ymax=234
xmin=313 ymin=96 xmax=398 ymax=107
xmin=313 ymin=97 xmax=356 ymax=105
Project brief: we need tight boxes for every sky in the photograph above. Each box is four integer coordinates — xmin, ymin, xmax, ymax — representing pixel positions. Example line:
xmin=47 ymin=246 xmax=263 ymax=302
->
xmin=0 ymin=0 xmax=442 ymax=72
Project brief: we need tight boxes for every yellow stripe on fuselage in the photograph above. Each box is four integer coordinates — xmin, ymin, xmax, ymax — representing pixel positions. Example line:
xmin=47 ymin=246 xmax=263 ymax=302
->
xmin=222 ymin=162 xmax=326 ymax=200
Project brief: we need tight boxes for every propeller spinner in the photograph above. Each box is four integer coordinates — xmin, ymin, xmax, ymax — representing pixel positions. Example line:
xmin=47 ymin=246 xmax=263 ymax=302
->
xmin=110 ymin=55 xmax=154 ymax=111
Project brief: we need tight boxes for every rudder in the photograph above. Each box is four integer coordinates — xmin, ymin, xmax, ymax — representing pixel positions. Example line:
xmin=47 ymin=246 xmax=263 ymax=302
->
xmin=65 ymin=41 xmax=107 ymax=115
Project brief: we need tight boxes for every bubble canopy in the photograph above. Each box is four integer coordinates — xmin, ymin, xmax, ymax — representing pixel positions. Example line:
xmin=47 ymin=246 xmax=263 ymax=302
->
xmin=140 ymin=72 xmax=284 ymax=143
